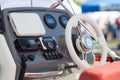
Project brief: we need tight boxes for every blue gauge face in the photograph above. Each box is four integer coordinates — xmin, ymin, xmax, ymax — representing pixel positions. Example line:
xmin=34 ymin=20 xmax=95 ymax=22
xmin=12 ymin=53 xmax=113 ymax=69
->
xmin=59 ymin=15 xmax=69 ymax=28
xmin=44 ymin=14 xmax=57 ymax=29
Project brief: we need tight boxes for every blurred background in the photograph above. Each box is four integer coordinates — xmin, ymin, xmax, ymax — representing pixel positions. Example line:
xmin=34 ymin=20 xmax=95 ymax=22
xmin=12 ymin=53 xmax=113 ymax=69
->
xmin=76 ymin=0 xmax=120 ymax=56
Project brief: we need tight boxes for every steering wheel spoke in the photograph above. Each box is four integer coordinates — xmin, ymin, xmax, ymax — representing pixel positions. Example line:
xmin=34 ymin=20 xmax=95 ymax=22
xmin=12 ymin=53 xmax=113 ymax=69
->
xmin=78 ymin=19 xmax=99 ymax=41
xmin=81 ymin=51 xmax=86 ymax=60
xmin=74 ymin=21 xmax=85 ymax=38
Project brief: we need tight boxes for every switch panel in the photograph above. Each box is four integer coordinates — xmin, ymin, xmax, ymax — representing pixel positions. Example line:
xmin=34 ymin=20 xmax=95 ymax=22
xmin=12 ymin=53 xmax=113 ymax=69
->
xmin=43 ymin=52 xmax=63 ymax=60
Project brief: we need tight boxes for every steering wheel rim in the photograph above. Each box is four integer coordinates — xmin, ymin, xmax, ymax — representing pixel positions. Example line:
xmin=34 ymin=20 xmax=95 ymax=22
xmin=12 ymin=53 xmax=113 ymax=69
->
xmin=65 ymin=14 xmax=108 ymax=69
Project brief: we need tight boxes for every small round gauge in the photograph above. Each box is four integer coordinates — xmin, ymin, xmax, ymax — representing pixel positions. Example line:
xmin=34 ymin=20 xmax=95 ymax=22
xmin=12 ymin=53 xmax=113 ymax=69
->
xmin=59 ymin=15 xmax=69 ymax=28
xmin=44 ymin=14 xmax=57 ymax=29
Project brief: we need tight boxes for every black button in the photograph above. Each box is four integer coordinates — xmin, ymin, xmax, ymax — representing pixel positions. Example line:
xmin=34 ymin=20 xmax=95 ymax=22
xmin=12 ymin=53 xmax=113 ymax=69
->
xmin=44 ymin=53 xmax=50 ymax=60
xmin=28 ymin=55 xmax=35 ymax=61
xmin=52 ymin=52 xmax=57 ymax=59
xmin=48 ymin=53 xmax=53 ymax=60
xmin=54 ymin=52 xmax=59 ymax=59
xmin=58 ymin=53 xmax=63 ymax=59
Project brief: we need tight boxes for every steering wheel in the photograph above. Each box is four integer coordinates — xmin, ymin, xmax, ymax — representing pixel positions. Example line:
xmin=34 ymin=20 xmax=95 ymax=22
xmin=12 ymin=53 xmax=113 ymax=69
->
xmin=65 ymin=14 xmax=108 ymax=69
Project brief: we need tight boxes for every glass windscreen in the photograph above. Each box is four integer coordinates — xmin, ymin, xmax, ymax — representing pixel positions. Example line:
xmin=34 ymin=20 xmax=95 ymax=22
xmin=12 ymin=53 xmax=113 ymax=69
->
xmin=0 ymin=0 xmax=57 ymax=10
xmin=0 ymin=0 xmax=81 ymax=14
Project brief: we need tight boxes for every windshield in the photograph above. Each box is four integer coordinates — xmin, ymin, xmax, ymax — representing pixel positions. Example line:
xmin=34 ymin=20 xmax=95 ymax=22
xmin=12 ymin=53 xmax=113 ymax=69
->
xmin=0 ymin=0 xmax=81 ymax=14
xmin=1 ymin=0 xmax=57 ymax=9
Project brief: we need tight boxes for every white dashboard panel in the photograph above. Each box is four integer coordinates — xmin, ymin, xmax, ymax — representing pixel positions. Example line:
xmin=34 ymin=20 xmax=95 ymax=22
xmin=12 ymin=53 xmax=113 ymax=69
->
xmin=9 ymin=13 xmax=46 ymax=36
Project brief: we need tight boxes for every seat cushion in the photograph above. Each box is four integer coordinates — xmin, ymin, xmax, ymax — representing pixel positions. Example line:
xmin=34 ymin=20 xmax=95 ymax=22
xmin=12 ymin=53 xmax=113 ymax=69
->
xmin=79 ymin=62 xmax=120 ymax=80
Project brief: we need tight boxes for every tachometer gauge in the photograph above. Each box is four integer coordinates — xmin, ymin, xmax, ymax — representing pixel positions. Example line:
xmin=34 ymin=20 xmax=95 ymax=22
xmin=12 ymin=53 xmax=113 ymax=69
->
xmin=59 ymin=15 xmax=69 ymax=28
xmin=44 ymin=14 xmax=57 ymax=29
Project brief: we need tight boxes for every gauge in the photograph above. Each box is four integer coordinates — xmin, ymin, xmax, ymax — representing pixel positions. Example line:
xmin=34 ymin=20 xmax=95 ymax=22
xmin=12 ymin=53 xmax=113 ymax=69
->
xmin=59 ymin=15 xmax=69 ymax=28
xmin=44 ymin=14 xmax=57 ymax=29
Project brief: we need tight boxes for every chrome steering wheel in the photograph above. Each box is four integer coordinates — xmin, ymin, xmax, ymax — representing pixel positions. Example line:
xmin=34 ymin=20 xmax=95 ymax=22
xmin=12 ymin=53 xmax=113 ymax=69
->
xmin=65 ymin=14 xmax=108 ymax=69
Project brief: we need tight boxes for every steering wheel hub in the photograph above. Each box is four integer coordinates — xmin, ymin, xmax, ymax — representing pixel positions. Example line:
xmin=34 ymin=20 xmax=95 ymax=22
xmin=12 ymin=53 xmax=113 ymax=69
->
xmin=80 ymin=35 xmax=93 ymax=52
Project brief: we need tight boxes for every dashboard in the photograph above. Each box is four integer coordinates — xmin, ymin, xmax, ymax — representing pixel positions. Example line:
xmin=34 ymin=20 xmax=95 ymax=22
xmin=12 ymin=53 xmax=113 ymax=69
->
xmin=1 ymin=7 xmax=77 ymax=80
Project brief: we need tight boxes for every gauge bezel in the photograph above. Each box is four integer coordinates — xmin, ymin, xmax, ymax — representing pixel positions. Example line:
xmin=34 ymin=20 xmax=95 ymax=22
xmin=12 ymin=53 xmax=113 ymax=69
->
xmin=59 ymin=15 xmax=69 ymax=28
xmin=44 ymin=14 xmax=57 ymax=29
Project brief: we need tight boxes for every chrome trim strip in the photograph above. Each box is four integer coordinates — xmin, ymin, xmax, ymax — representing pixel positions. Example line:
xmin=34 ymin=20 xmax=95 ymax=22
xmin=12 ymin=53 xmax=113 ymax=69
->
xmin=24 ymin=70 xmax=63 ymax=78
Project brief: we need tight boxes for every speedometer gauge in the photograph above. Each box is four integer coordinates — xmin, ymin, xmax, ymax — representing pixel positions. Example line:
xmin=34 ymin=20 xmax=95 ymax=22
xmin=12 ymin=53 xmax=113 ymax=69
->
xmin=44 ymin=14 xmax=57 ymax=29
xmin=59 ymin=15 xmax=69 ymax=28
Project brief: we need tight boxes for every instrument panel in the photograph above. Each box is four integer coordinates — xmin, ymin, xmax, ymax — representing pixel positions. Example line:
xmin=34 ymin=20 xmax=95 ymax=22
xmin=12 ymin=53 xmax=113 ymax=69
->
xmin=2 ymin=8 xmax=75 ymax=80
